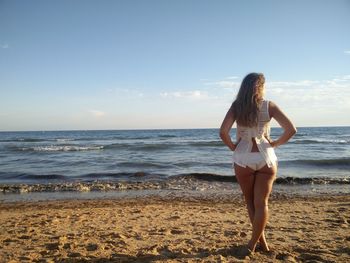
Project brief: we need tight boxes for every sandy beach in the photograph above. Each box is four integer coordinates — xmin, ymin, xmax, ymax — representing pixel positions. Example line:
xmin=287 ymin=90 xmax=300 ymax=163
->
xmin=0 ymin=195 xmax=349 ymax=263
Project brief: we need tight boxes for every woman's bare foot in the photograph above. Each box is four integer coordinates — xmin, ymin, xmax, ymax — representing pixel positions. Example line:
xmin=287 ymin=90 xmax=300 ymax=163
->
xmin=247 ymin=240 xmax=257 ymax=252
xmin=258 ymin=234 xmax=270 ymax=252
xmin=237 ymin=245 xmax=254 ymax=257
xmin=258 ymin=239 xmax=270 ymax=252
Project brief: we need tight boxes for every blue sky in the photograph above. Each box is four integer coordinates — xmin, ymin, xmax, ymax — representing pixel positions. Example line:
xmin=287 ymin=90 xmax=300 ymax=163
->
xmin=0 ymin=0 xmax=349 ymax=131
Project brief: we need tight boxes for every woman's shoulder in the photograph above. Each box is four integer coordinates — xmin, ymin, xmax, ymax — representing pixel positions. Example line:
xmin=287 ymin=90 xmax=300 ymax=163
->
xmin=267 ymin=100 xmax=276 ymax=107
xmin=267 ymin=100 xmax=282 ymax=118
xmin=262 ymin=99 xmax=275 ymax=111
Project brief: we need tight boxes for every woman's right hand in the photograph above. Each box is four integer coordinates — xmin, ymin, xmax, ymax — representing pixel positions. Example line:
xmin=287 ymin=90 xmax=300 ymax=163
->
xmin=269 ymin=140 xmax=278 ymax=148
xmin=230 ymin=144 xmax=236 ymax=152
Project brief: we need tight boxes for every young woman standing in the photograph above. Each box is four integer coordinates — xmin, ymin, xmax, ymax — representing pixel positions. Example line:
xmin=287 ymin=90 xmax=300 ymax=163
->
xmin=220 ymin=73 xmax=297 ymax=253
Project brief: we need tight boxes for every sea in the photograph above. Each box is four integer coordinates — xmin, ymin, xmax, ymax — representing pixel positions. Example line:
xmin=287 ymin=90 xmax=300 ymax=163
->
xmin=0 ymin=127 xmax=349 ymax=201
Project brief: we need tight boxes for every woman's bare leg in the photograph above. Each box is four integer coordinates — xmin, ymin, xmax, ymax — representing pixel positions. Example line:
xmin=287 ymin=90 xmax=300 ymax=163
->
xmin=234 ymin=164 xmax=255 ymax=221
xmin=234 ymin=164 xmax=269 ymax=251
xmin=247 ymin=165 xmax=276 ymax=252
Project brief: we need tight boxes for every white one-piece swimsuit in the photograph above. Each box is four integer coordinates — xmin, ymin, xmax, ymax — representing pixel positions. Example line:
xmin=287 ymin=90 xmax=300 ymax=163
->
xmin=233 ymin=100 xmax=278 ymax=171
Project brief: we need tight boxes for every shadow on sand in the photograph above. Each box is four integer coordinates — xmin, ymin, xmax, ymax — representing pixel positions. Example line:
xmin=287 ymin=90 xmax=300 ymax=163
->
xmin=56 ymin=244 xmax=253 ymax=262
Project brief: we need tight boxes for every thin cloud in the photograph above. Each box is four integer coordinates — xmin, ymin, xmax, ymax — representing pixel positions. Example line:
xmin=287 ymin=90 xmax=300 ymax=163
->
xmin=107 ymin=88 xmax=144 ymax=97
xmin=344 ymin=50 xmax=350 ymax=55
xmin=160 ymin=75 xmax=350 ymax=113
xmin=204 ymin=80 xmax=240 ymax=89
xmin=224 ymin=76 xmax=239 ymax=80
xmin=89 ymin=110 xmax=106 ymax=117
xmin=0 ymin=43 xmax=9 ymax=49
xmin=266 ymin=80 xmax=321 ymax=88
xmin=265 ymin=75 xmax=350 ymax=109
xmin=160 ymin=90 xmax=213 ymax=100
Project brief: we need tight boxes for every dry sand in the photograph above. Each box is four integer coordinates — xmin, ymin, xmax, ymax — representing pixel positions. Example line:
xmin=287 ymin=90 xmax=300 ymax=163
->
xmin=0 ymin=195 xmax=349 ymax=262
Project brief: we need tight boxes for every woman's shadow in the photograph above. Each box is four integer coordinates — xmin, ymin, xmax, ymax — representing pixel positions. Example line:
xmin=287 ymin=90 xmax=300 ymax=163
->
xmin=58 ymin=244 xmax=251 ymax=262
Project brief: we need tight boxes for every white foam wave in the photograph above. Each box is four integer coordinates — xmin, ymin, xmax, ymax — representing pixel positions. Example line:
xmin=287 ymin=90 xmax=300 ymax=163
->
xmin=293 ymin=138 xmax=349 ymax=144
xmin=56 ymin=138 xmax=74 ymax=142
xmin=21 ymin=145 xmax=104 ymax=152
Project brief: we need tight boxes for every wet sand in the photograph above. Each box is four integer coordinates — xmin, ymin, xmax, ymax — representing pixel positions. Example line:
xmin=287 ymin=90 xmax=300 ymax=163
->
xmin=1 ymin=195 xmax=349 ymax=262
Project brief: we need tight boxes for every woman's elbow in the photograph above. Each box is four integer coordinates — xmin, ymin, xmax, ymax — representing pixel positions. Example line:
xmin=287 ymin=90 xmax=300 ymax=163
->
xmin=290 ymin=126 xmax=297 ymax=136
xmin=219 ymin=129 xmax=228 ymax=140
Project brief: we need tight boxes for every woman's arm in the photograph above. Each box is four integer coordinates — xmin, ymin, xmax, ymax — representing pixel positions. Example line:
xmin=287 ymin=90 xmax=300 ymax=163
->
xmin=269 ymin=101 xmax=297 ymax=148
xmin=219 ymin=108 xmax=237 ymax=151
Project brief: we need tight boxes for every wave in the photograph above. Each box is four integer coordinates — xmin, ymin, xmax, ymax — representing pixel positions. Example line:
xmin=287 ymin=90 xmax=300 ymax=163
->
xmin=188 ymin=140 xmax=224 ymax=147
xmin=281 ymin=158 xmax=350 ymax=167
xmin=116 ymin=162 xmax=170 ymax=169
xmin=76 ymin=172 xmax=156 ymax=179
xmin=55 ymin=138 xmax=75 ymax=142
xmin=275 ymin=176 xmax=350 ymax=185
xmin=0 ymin=138 xmax=48 ymax=142
xmin=158 ymin=135 xmax=177 ymax=138
xmin=0 ymin=137 xmax=153 ymax=143
xmin=290 ymin=139 xmax=349 ymax=144
xmin=75 ymin=135 xmax=177 ymax=141
xmin=104 ymin=143 xmax=176 ymax=151
xmin=0 ymin=137 xmax=80 ymax=142
xmin=0 ymin=173 xmax=68 ymax=180
xmin=172 ymin=173 xmax=236 ymax=182
xmin=17 ymin=145 xmax=104 ymax=152
xmin=6 ymin=140 xmax=223 ymax=153
xmin=0 ymin=173 xmax=348 ymax=194
xmin=172 ymin=173 xmax=349 ymax=185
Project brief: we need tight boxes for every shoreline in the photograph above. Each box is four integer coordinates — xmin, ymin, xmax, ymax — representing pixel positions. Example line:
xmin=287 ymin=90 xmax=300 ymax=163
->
xmin=1 ymin=181 xmax=349 ymax=203
xmin=1 ymin=195 xmax=349 ymax=262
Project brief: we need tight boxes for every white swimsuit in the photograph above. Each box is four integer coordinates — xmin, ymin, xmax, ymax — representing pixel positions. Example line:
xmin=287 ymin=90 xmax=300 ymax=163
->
xmin=233 ymin=100 xmax=278 ymax=171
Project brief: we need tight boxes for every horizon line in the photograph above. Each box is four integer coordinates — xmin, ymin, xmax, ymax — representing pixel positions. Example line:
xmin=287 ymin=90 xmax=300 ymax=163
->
xmin=0 ymin=125 xmax=349 ymax=133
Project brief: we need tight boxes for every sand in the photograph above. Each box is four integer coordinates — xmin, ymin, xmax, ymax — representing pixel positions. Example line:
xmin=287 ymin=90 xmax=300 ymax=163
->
xmin=0 ymin=195 xmax=349 ymax=263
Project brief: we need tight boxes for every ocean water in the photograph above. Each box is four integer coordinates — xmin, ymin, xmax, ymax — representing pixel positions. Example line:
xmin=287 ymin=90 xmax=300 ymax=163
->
xmin=0 ymin=127 xmax=349 ymax=197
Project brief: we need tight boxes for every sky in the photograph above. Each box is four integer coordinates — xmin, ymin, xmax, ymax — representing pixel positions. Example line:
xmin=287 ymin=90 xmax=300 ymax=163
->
xmin=0 ymin=0 xmax=349 ymax=131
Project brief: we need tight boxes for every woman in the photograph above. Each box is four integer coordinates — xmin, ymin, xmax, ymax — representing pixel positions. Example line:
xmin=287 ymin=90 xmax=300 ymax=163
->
xmin=219 ymin=73 xmax=296 ymax=254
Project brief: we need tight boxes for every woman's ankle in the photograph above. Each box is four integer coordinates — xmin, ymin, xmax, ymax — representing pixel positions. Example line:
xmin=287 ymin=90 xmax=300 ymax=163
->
xmin=247 ymin=240 xmax=257 ymax=252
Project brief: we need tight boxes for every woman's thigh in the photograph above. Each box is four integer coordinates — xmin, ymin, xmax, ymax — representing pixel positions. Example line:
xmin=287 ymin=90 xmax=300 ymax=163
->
xmin=254 ymin=165 xmax=277 ymax=205
xmin=234 ymin=164 xmax=256 ymax=200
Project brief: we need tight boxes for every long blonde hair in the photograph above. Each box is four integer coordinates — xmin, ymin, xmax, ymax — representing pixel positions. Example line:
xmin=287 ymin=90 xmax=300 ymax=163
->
xmin=231 ymin=73 xmax=265 ymax=127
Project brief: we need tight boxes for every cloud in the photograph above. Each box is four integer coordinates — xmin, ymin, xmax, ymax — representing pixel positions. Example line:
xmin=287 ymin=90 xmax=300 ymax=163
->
xmin=0 ymin=43 xmax=9 ymax=49
xmin=264 ymin=75 xmax=350 ymax=109
xmin=107 ymin=88 xmax=144 ymax=97
xmin=224 ymin=76 xmax=239 ymax=80
xmin=159 ymin=74 xmax=350 ymax=121
xmin=160 ymin=90 xmax=214 ymax=101
xmin=211 ymin=80 xmax=240 ymax=89
xmin=266 ymin=80 xmax=321 ymax=88
xmin=201 ymin=76 xmax=241 ymax=92
xmin=344 ymin=50 xmax=350 ymax=55
xmin=89 ymin=110 xmax=106 ymax=117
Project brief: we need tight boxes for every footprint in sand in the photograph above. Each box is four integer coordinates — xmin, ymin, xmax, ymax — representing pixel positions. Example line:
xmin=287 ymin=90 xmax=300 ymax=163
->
xmin=18 ymin=235 xmax=31 ymax=240
xmin=170 ymin=229 xmax=184 ymax=235
xmin=109 ymin=233 xmax=127 ymax=239
xmin=68 ymin=252 xmax=81 ymax=257
xmin=337 ymin=207 xmax=347 ymax=212
xmin=239 ymin=231 xmax=247 ymax=237
xmin=143 ymin=244 xmax=159 ymax=255
xmin=86 ymin=243 xmax=99 ymax=251
xmin=45 ymin=242 xmax=60 ymax=251
xmin=167 ymin=215 xmax=181 ymax=220
xmin=276 ymin=252 xmax=297 ymax=262
xmin=3 ymin=238 xmax=17 ymax=243
xmin=224 ymin=230 xmax=239 ymax=237
xmin=157 ymin=245 xmax=174 ymax=257
xmin=298 ymin=253 xmax=325 ymax=261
